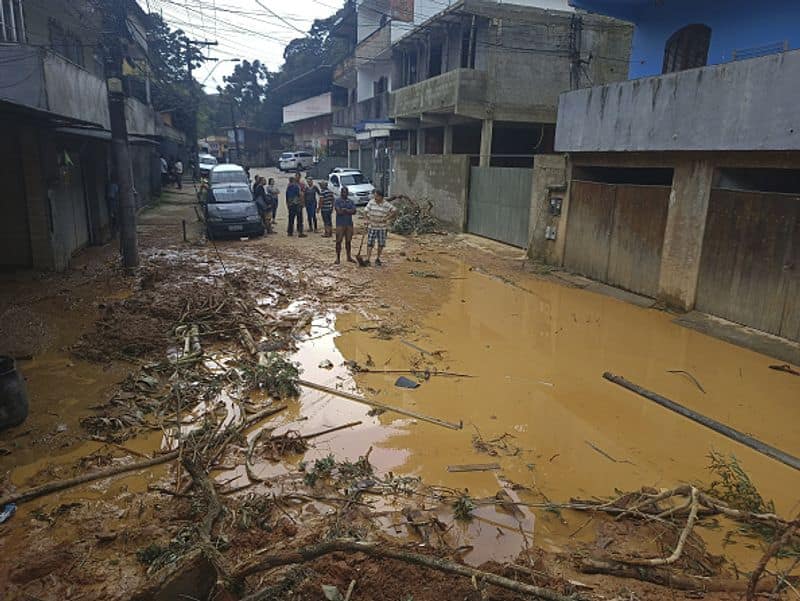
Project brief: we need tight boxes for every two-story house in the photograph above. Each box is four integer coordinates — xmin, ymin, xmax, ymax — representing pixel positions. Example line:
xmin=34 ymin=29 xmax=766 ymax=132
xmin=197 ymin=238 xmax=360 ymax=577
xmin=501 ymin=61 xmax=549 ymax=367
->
xmin=538 ymin=0 xmax=800 ymax=344
xmin=0 ymin=0 xmax=170 ymax=271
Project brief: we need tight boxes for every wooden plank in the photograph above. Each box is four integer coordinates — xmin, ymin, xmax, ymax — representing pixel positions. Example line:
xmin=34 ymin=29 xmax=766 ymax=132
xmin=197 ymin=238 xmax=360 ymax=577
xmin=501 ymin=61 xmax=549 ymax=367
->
xmin=563 ymin=180 xmax=615 ymax=281
xmin=447 ymin=463 xmax=501 ymax=472
xmin=607 ymin=184 xmax=670 ymax=297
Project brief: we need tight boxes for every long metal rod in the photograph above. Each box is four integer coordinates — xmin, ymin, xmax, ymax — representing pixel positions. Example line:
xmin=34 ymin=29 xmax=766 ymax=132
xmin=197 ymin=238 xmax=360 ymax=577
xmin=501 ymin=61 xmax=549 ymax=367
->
xmin=298 ymin=379 xmax=463 ymax=431
xmin=603 ymin=372 xmax=800 ymax=472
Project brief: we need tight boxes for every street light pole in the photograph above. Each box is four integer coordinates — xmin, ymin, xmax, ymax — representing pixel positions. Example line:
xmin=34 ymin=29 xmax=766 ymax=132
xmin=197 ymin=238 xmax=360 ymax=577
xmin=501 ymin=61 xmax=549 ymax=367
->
xmin=229 ymin=101 xmax=242 ymax=164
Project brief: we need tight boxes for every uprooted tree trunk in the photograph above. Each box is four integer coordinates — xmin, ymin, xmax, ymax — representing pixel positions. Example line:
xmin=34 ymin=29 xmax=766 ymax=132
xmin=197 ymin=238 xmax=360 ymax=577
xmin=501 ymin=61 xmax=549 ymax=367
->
xmin=233 ymin=540 xmax=574 ymax=601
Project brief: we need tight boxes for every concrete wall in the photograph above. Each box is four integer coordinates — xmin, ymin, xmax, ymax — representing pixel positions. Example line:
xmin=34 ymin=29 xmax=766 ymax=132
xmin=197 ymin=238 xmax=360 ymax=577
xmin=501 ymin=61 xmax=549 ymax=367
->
xmin=283 ymin=93 xmax=333 ymax=125
xmin=390 ymin=154 xmax=470 ymax=229
xmin=391 ymin=69 xmax=487 ymax=119
xmin=527 ymin=154 xmax=568 ymax=260
xmin=556 ymin=49 xmax=800 ymax=153
xmin=572 ymin=0 xmax=800 ymax=79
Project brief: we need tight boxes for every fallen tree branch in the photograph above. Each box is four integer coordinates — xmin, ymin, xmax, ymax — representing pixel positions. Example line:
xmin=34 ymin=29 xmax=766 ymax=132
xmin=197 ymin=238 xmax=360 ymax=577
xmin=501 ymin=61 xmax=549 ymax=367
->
xmin=747 ymin=517 xmax=800 ymax=601
xmin=235 ymin=540 xmax=573 ymax=601
xmin=618 ymin=486 xmax=699 ymax=566
xmin=298 ymin=379 xmax=462 ymax=430
xmin=0 ymin=450 xmax=179 ymax=507
xmin=579 ymin=558 xmax=787 ymax=593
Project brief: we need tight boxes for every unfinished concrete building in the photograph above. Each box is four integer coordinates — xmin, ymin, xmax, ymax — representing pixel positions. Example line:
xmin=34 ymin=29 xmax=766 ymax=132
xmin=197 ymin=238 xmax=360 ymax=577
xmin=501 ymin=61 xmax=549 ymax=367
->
xmin=388 ymin=0 xmax=630 ymax=166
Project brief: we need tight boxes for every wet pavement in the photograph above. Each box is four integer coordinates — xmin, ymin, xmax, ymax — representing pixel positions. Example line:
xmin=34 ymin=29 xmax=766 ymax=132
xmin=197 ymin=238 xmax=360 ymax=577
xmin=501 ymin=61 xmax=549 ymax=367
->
xmin=1 ymin=168 xmax=799 ymax=592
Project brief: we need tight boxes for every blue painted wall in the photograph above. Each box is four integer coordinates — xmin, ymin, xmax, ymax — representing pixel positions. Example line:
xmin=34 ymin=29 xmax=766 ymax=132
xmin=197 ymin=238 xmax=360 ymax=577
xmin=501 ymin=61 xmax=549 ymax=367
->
xmin=571 ymin=0 xmax=800 ymax=79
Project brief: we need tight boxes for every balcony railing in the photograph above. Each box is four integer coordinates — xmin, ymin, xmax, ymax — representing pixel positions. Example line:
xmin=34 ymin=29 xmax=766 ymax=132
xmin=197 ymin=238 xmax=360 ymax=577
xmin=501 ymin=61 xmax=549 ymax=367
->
xmin=555 ymin=48 xmax=800 ymax=153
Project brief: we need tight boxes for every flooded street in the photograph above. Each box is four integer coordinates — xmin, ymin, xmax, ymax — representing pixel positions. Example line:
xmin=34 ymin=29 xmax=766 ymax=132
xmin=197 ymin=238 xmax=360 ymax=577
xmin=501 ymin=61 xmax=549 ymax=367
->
xmin=1 ymin=175 xmax=798 ymax=600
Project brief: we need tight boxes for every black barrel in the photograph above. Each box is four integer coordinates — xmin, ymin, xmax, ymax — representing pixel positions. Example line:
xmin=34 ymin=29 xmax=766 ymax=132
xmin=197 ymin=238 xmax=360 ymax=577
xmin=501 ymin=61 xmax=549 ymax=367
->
xmin=0 ymin=356 xmax=28 ymax=431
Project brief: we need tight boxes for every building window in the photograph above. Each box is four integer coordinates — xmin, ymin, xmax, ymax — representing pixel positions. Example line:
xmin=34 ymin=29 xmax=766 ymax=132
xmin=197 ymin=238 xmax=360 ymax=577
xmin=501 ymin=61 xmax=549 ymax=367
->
xmin=1 ymin=0 xmax=26 ymax=43
xmin=49 ymin=19 xmax=85 ymax=67
xmin=662 ymin=24 xmax=711 ymax=73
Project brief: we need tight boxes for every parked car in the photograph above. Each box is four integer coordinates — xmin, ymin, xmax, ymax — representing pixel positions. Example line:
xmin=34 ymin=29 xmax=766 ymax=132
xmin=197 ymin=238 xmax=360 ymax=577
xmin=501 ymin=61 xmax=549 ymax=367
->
xmin=198 ymin=153 xmax=218 ymax=178
xmin=203 ymin=164 xmax=263 ymax=238
xmin=279 ymin=151 xmax=314 ymax=172
xmin=328 ymin=169 xmax=375 ymax=206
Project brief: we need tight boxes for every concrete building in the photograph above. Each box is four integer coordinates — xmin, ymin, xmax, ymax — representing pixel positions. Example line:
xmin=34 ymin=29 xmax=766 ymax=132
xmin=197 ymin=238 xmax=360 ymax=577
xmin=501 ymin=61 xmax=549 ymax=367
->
xmin=535 ymin=0 xmax=800 ymax=343
xmin=0 ymin=0 xmax=173 ymax=271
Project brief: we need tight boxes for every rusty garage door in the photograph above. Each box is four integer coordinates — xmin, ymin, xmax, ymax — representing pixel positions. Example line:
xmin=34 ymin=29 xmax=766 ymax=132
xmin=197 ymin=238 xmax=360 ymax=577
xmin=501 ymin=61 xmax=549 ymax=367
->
xmin=467 ymin=166 xmax=533 ymax=247
xmin=696 ymin=189 xmax=800 ymax=341
xmin=563 ymin=181 xmax=670 ymax=297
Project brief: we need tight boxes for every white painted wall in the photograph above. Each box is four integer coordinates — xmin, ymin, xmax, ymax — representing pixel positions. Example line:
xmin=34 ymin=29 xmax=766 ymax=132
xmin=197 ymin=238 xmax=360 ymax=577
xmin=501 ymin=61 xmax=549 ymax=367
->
xmin=282 ymin=92 xmax=333 ymax=124
xmin=357 ymin=60 xmax=393 ymax=101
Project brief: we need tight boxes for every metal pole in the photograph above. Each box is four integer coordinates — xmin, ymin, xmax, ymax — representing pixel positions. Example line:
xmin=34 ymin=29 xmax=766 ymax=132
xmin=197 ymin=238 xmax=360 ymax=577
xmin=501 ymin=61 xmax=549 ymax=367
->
xmin=229 ymin=102 xmax=242 ymax=164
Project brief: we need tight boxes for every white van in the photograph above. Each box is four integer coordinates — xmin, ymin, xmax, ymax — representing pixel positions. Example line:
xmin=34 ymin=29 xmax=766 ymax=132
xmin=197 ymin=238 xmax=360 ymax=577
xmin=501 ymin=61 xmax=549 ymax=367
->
xmin=279 ymin=151 xmax=314 ymax=172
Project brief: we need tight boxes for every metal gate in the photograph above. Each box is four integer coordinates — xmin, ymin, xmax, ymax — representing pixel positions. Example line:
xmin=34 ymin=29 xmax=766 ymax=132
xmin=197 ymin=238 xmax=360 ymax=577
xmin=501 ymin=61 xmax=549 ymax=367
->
xmin=563 ymin=180 xmax=670 ymax=297
xmin=696 ymin=189 xmax=800 ymax=341
xmin=467 ymin=166 xmax=532 ymax=247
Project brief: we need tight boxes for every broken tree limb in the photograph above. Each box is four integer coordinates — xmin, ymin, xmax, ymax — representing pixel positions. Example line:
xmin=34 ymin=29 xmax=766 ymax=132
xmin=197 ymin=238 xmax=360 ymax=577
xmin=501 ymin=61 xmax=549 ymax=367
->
xmin=235 ymin=540 xmax=573 ymax=601
xmin=302 ymin=421 xmax=362 ymax=440
xmin=298 ymin=379 xmax=463 ymax=431
xmin=620 ymin=486 xmax=699 ymax=566
xmin=746 ymin=516 xmax=800 ymax=601
xmin=238 ymin=324 xmax=258 ymax=356
xmin=603 ymin=372 xmax=800 ymax=472
xmin=0 ymin=450 xmax=179 ymax=507
xmin=447 ymin=463 xmax=501 ymax=473
xmin=579 ymin=558 xmax=786 ymax=593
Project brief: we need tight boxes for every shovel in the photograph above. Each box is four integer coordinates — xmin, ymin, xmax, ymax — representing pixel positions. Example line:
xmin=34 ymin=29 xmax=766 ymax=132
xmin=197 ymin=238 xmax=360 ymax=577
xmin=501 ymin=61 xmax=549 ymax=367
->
xmin=356 ymin=231 xmax=369 ymax=267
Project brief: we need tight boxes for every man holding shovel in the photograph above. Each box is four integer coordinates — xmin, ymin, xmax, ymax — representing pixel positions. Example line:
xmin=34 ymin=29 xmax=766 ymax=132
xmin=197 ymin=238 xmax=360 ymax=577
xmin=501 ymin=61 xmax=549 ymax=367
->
xmin=334 ymin=186 xmax=356 ymax=264
xmin=364 ymin=189 xmax=396 ymax=266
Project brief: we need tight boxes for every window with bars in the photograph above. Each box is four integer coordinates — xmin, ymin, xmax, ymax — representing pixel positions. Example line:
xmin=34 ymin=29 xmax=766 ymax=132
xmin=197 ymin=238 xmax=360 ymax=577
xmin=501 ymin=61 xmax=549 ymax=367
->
xmin=0 ymin=0 xmax=26 ymax=43
xmin=662 ymin=24 xmax=711 ymax=73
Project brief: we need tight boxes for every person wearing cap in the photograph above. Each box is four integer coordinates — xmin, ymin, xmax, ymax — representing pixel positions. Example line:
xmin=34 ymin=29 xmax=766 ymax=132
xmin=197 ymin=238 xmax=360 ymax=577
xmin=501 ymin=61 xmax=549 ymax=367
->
xmin=364 ymin=189 xmax=396 ymax=266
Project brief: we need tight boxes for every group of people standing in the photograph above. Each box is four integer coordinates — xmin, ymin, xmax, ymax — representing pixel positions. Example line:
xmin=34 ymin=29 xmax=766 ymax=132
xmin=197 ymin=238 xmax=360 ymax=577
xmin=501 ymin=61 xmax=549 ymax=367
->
xmin=255 ymin=170 xmax=396 ymax=266
xmin=160 ymin=156 xmax=184 ymax=190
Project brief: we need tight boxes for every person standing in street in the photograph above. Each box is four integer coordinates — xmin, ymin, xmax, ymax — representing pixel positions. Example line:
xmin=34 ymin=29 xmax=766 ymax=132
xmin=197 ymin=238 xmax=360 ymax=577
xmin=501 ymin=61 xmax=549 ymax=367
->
xmin=267 ymin=177 xmax=279 ymax=224
xmin=253 ymin=176 xmax=272 ymax=233
xmin=286 ymin=176 xmax=305 ymax=237
xmin=334 ymin=186 xmax=356 ymax=264
xmin=364 ymin=190 xmax=396 ymax=266
xmin=173 ymin=158 xmax=183 ymax=189
xmin=318 ymin=180 xmax=334 ymax=238
xmin=304 ymin=177 xmax=319 ymax=233
xmin=160 ymin=156 xmax=168 ymax=188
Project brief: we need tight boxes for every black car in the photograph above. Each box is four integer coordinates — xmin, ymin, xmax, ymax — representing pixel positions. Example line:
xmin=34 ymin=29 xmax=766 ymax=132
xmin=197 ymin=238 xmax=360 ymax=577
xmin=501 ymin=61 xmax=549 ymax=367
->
xmin=204 ymin=165 xmax=263 ymax=238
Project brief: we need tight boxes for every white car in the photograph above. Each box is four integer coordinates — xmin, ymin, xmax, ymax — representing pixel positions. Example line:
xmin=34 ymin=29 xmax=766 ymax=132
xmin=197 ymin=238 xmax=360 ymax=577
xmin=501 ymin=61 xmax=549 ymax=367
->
xmin=198 ymin=153 xmax=218 ymax=177
xmin=328 ymin=169 xmax=375 ymax=206
xmin=279 ymin=151 xmax=314 ymax=172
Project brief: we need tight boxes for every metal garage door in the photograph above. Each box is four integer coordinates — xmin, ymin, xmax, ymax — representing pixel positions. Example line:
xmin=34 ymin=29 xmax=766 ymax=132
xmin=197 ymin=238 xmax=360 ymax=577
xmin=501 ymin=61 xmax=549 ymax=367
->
xmin=696 ymin=189 xmax=800 ymax=341
xmin=467 ymin=166 xmax=532 ymax=247
xmin=563 ymin=180 xmax=670 ymax=297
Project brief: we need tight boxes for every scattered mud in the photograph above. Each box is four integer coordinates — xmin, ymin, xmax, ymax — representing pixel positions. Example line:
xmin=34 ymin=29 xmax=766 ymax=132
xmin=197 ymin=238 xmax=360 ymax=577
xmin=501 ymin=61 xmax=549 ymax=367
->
xmin=1 ymin=173 xmax=798 ymax=601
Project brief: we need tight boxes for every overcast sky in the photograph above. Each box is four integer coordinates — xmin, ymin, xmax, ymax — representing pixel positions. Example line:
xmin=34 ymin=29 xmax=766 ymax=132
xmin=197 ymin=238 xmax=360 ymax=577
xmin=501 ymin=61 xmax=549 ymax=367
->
xmin=138 ymin=0 xmax=346 ymax=92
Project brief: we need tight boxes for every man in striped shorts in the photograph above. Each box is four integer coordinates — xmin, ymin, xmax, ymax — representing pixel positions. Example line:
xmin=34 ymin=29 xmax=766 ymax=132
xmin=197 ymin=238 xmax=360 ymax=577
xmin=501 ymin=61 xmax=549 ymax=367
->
xmin=365 ymin=190 xmax=396 ymax=266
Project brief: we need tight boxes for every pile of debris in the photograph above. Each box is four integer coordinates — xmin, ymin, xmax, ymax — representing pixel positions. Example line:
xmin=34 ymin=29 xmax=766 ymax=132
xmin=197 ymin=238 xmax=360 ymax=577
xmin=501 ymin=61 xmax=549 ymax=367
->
xmin=389 ymin=195 xmax=442 ymax=235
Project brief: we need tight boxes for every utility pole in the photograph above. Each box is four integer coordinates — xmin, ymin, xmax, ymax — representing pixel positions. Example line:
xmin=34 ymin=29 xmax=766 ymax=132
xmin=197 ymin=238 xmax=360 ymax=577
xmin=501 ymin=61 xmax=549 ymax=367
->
xmin=186 ymin=39 xmax=217 ymax=179
xmin=105 ymin=0 xmax=138 ymax=269
xmin=229 ymin=102 xmax=242 ymax=164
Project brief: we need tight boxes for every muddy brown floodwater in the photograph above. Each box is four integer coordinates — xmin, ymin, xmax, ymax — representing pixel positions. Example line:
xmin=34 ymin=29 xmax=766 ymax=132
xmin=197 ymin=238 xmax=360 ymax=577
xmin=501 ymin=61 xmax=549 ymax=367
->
xmin=329 ymin=252 xmax=800 ymax=565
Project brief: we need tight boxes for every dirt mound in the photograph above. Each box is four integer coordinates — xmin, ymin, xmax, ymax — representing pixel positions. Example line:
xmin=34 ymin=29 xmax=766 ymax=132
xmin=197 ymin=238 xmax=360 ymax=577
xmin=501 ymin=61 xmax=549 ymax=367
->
xmin=0 ymin=305 xmax=53 ymax=357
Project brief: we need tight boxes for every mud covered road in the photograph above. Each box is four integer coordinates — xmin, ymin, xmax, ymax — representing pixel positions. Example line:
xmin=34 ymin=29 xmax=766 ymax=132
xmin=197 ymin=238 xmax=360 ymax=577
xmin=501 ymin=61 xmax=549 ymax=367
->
xmin=0 ymin=168 xmax=798 ymax=600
